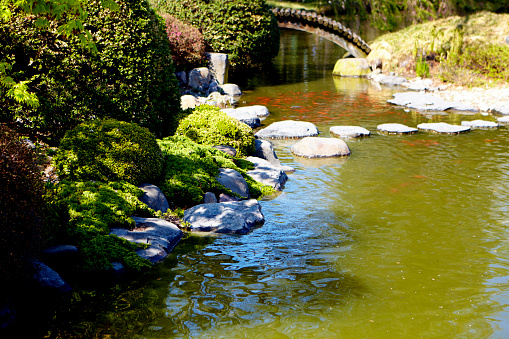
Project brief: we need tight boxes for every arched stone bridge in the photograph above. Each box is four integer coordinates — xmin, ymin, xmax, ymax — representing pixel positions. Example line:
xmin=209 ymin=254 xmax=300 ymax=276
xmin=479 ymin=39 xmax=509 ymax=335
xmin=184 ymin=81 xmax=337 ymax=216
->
xmin=272 ymin=7 xmax=371 ymax=58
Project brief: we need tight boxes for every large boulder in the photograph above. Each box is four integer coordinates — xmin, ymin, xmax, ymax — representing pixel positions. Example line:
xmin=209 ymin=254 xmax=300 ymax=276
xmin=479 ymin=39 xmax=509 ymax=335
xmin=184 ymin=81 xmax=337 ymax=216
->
xmin=110 ymin=217 xmax=183 ymax=264
xmin=188 ymin=67 xmax=211 ymax=90
xmin=217 ymin=168 xmax=249 ymax=198
xmin=183 ymin=199 xmax=264 ymax=234
xmin=245 ymin=156 xmax=288 ymax=191
xmin=138 ymin=184 xmax=169 ymax=213
xmin=332 ymin=58 xmax=371 ymax=77
xmin=255 ymin=120 xmax=319 ymax=139
xmin=206 ymin=52 xmax=229 ymax=85
xmin=417 ymin=122 xmax=470 ymax=134
xmin=291 ymin=137 xmax=350 ymax=158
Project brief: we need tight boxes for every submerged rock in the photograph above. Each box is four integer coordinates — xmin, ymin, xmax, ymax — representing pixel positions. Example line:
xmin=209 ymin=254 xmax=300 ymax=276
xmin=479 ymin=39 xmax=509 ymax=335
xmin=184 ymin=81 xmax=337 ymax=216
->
xmin=183 ymin=199 xmax=264 ymax=234
xmin=330 ymin=126 xmax=370 ymax=138
xmin=377 ymin=123 xmax=417 ymax=134
xmin=291 ymin=137 xmax=351 ymax=158
xmin=255 ymin=120 xmax=319 ymax=139
xmin=417 ymin=122 xmax=470 ymax=134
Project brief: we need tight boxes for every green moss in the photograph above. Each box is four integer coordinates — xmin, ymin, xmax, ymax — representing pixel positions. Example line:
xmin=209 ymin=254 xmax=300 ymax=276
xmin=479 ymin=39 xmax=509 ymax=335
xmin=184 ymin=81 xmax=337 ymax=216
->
xmin=175 ymin=105 xmax=255 ymax=157
xmin=47 ymin=180 xmax=157 ymax=271
xmin=54 ymin=119 xmax=163 ymax=185
xmin=157 ymin=135 xmax=274 ymax=208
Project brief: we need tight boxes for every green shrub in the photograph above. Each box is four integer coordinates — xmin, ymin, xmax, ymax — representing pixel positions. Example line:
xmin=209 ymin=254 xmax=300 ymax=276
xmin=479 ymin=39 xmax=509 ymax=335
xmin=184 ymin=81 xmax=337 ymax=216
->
xmin=438 ymin=42 xmax=509 ymax=86
xmin=0 ymin=124 xmax=46 ymax=287
xmin=47 ymin=180 xmax=156 ymax=271
xmin=0 ymin=0 xmax=181 ymax=144
xmin=158 ymin=135 xmax=273 ymax=208
xmin=161 ymin=14 xmax=208 ymax=72
xmin=176 ymin=105 xmax=255 ymax=157
xmin=54 ymin=119 xmax=163 ymax=185
xmin=155 ymin=0 xmax=280 ymax=72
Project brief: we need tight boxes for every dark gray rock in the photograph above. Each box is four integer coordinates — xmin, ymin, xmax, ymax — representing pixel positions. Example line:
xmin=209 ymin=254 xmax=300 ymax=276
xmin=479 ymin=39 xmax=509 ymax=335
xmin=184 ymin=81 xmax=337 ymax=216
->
xmin=377 ymin=123 xmax=418 ymax=134
xmin=255 ymin=120 xmax=319 ymax=139
xmin=183 ymin=199 xmax=264 ymax=234
xmin=291 ymin=137 xmax=350 ymax=158
xmin=208 ymin=79 xmax=220 ymax=94
xmin=110 ymin=217 xmax=183 ymax=264
xmin=32 ymin=260 xmax=72 ymax=293
xmin=222 ymin=109 xmax=261 ymax=128
xmin=42 ymin=245 xmax=79 ymax=271
xmin=188 ymin=67 xmax=211 ymax=90
xmin=461 ymin=120 xmax=498 ymax=128
xmin=217 ymin=168 xmax=249 ymax=198
xmin=417 ymin=122 xmax=470 ymax=134
xmin=380 ymin=76 xmax=408 ymax=86
xmin=253 ymin=139 xmax=294 ymax=173
xmin=212 ymin=145 xmax=237 ymax=157
xmin=138 ymin=184 xmax=169 ymax=214
xmin=203 ymin=192 xmax=217 ymax=204
xmin=245 ymin=156 xmax=288 ymax=191
xmin=330 ymin=126 xmax=370 ymax=138
xmin=218 ymin=193 xmax=239 ymax=202
xmin=206 ymin=52 xmax=229 ymax=85
xmin=175 ymin=71 xmax=187 ymax=86
xmin=0 ymin=302 xmax=15 ymax=329
xmin=43 ymin=245 xmax=78 ymax=256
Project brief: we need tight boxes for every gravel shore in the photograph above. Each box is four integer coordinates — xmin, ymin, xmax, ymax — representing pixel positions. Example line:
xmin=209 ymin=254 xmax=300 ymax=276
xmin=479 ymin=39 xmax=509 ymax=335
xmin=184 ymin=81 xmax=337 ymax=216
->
xmin=433 ymin=84 xmax=509 ymax=112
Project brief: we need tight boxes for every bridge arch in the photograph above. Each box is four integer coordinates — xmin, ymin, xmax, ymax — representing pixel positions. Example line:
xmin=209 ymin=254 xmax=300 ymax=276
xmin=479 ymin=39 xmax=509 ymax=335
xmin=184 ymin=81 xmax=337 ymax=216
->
xmin=272 ymin=8 xmax=371 ymax=58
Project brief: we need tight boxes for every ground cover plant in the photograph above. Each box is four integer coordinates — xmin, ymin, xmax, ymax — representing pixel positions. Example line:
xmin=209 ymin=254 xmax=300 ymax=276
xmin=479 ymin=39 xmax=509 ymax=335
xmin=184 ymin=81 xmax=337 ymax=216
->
xmin=0 ymin=0 xmax=181 ymax=144
xmin=53 ymin=119 xmax=163 ymax=185
xmin=154 ymin=0 xmax=280 ymax=72
xmin=176 ymin=105 xmax=255 ymax=157
xmin=158 ymin=135 xmax=273 ymax=208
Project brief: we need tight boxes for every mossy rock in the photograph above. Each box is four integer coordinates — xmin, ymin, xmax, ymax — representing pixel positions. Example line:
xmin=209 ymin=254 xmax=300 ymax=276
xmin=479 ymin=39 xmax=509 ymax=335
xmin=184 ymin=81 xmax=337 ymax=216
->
xmin=332 ymin=58 xmax=371 ymax=77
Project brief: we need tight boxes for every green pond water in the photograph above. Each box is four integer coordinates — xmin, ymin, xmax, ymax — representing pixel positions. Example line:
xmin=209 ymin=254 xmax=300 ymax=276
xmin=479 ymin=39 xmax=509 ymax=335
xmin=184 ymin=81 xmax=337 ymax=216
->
xmin=30 ymin=30 xmax=509 ymax=338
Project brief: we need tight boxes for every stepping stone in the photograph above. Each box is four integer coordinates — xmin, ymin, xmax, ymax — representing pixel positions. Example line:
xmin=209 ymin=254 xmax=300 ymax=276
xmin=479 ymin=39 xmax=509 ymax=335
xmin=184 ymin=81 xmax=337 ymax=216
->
xmin=222 ymin=109 xmax=261 ymax=128
xmin=377 ymin=123 xmax=417 ymax=134
xmin=255 ymin=120 xmax=319 ymax=139
xmin=330 ymin=126 xmax=370 ymax=138
xmin=236 ymin=105 xmax=270 ymax=117
xmin=461 ymin=120 xmax=499 ymax=128
xmin=388 ymin=92 xmax=478 ymax=112
xmin=291 ymin=137 xmax=350 ymax=158
xmin=183 ymin=199 xmax=264 ymax=234
xmin=417 ymin=122 xmax=470 ymax=134
xmin=497 ymin=116 xmax=509 ymax=123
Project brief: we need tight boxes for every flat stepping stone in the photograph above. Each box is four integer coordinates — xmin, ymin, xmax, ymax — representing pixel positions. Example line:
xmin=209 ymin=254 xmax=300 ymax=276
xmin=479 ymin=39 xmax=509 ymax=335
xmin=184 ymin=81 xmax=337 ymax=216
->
xmin=291 ymin=137 xmax=350 ymax=158
xmin=236 ymin=105 xmax=270 ymax=117
xmin=461 ymin=120 xmax=499 ymax=128
xmin=417 ymin=122 xmax=470 ymax=134
xmin=255 ymin=120 xmax=319 ymax=139
xmin=497 ymin=116 xmax=509 ymax=123
xmin=330 ymin=126 xmax=370 ymax=138
xmin=377 ymin=123 xmax=417 ymax=134
xmin=222 ymin=109 xmax=261 ymax=128
xmin=183 ymin=199 xmax=264 ymax=234
xmin=245 ymin=156 xmax=288 ymax=191
xmin=388 ymin=92 xmax=478 ymax=112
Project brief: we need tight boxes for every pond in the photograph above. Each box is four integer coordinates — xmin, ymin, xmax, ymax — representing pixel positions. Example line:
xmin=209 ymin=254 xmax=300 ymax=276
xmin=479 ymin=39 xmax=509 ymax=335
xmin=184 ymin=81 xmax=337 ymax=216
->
xmin=29 ymin=29 xmax=509 ymax=338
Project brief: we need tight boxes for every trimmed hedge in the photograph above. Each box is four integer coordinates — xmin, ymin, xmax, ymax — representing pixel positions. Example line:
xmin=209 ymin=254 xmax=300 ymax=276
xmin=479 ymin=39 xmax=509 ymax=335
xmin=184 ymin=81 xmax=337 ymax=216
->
xmin=158 ymin=135 xmax=273 ymax=208
xmin=0 ymin=125 xmax=46 ymax=287
xmin=175 ymin=105 xmax=255 ymax=157
xmin=155 ymin=0 xmax=280 ymax=72
xmin=54 ymin=119 xmax=163 ymax=185
xmin=0 ymin=0 xmax=181 ymax=144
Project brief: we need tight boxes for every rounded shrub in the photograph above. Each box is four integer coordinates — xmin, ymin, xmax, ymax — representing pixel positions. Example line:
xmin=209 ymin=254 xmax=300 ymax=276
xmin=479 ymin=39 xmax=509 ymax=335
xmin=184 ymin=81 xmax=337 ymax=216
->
xmin=155 ymin=0 xmax=280 ymax=72
xmin=54 ymin=119 xmax=163 ymax=185
xmin=175 ymin=105 xmax=255 ymax=157
xmin=0 ymin=125 xmax=46 ymax=287
xmin=0 ymin=0 xmax=181 ymax=144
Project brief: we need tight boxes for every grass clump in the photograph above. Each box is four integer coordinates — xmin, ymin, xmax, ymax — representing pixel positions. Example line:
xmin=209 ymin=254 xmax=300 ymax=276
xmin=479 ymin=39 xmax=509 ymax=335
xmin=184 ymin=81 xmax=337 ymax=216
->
xmin=176 ymin=105 xmax=255 ymax=157
xmin=158 ymin=135 xmax=273 ymax=208
xmin=54 ymin=119 xmax=163 ymax=186
xmin=47 ymin=181 xmax=157 ymax=271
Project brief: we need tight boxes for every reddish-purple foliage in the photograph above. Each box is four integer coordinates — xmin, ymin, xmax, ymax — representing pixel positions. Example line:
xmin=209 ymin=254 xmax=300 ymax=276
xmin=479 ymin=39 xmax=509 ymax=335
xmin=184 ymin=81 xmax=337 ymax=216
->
xmin=162 ymin=14 xmax=207 ymax=71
